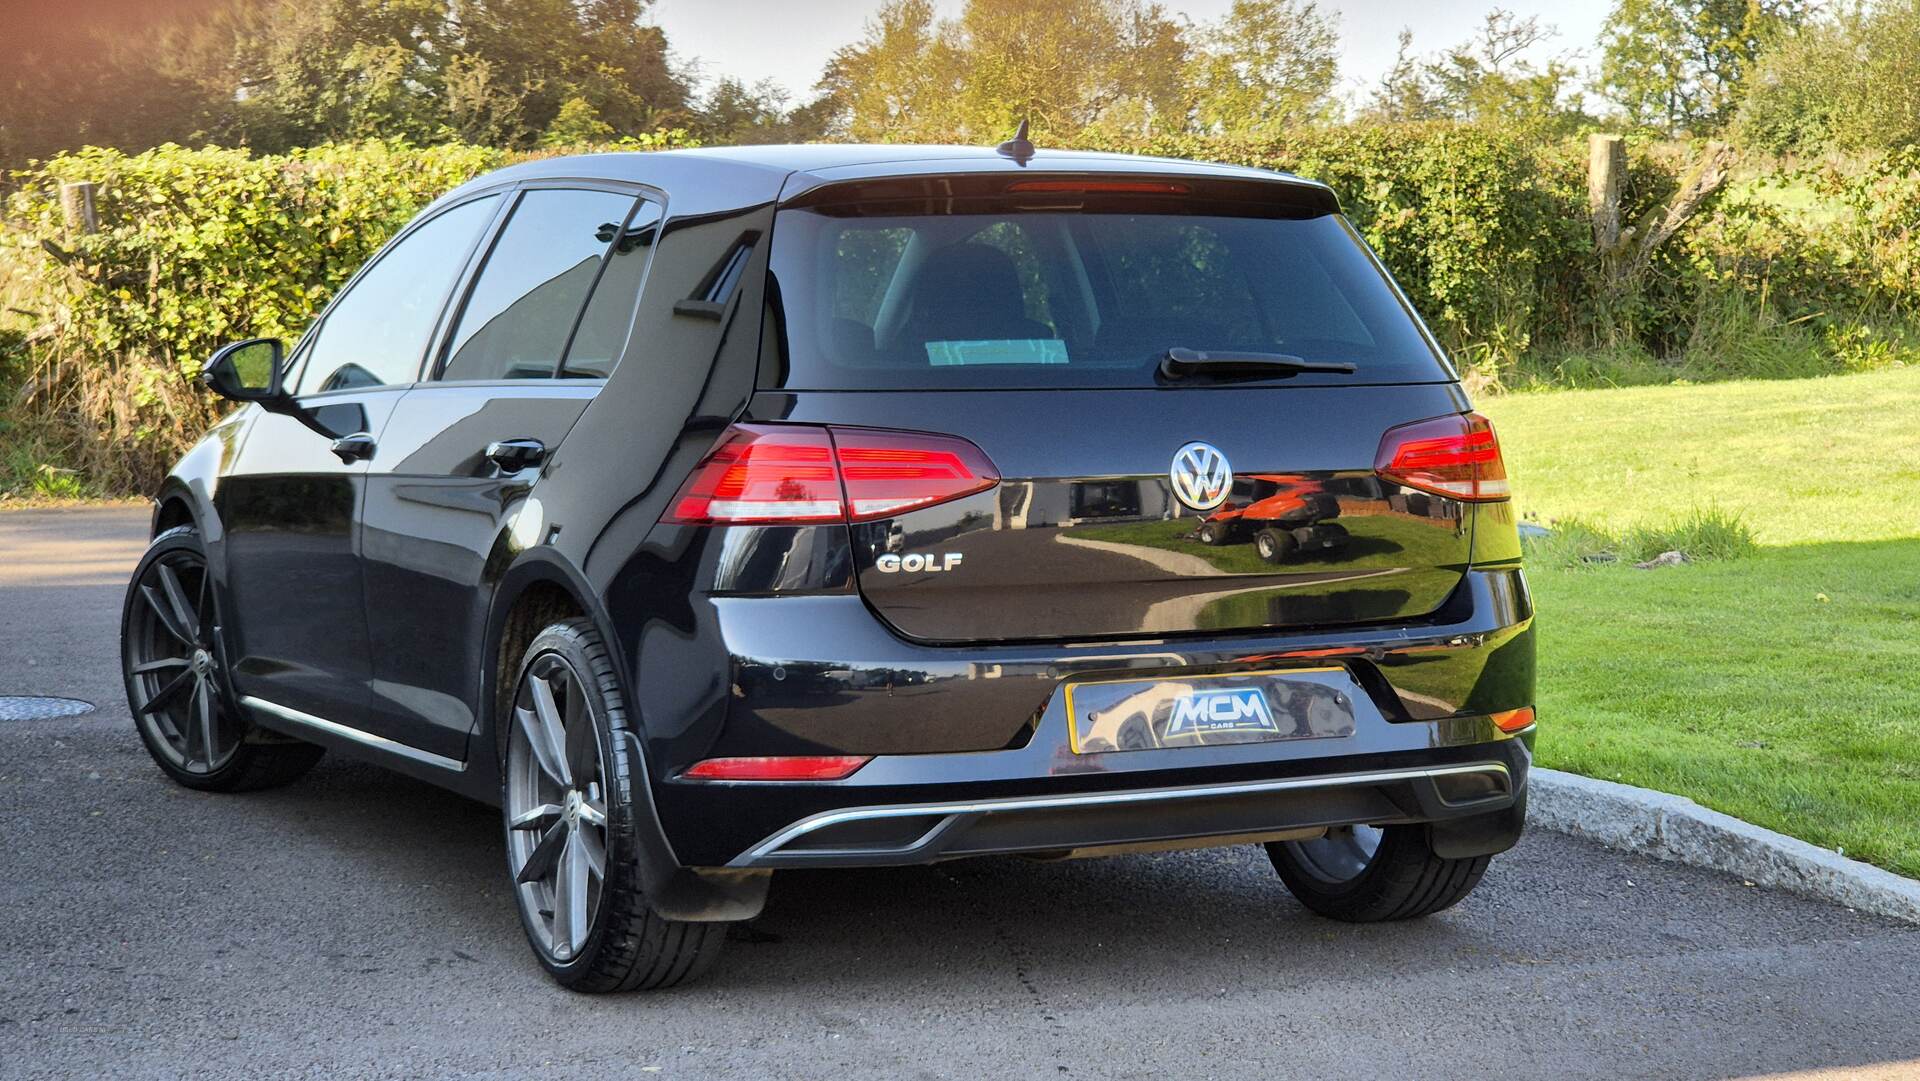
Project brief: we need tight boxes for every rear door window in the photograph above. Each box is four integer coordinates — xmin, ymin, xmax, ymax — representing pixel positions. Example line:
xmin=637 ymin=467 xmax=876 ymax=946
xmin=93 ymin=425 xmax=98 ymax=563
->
xmin=438 ymin=188 xmax=643 ymax=382
xmin=768 ymin=204 xmax=1448 ymax=389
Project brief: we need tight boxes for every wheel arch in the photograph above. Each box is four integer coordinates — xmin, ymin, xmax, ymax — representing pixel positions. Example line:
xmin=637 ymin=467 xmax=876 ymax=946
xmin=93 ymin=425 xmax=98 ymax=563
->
xmin=152 ymin=488 xmax=198 ymax=536
xmin=478 ymin=550 xmax=767 ymax=922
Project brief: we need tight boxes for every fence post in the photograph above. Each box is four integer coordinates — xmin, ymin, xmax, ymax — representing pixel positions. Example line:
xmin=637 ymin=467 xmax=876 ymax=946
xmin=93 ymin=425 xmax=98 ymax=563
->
xmin=60 ymin=181 xmax=99 ymax=235
xmin=1588 ymin=134 xmax=1625 ymax=254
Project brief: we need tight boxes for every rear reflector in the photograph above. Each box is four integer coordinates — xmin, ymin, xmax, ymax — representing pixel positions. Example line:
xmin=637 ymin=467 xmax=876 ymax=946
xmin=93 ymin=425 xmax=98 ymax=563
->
xmin=683 ymin=755 xmax=872 ymax=781
xmin=1491 ymin=707 xmax=1535 ymax=733
xmin=1374 ymin=412 xmax=1511 ymax=503
xmin=664 ymin=424 xmax=998 ymax=526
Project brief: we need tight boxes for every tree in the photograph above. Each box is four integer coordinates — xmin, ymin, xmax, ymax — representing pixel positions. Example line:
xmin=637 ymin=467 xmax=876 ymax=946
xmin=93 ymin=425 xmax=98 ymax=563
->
xmin=1738 ymin=0 xmax=1920 ymax=154
xmin=1369 ymin=30 xmax=1448 ymax=123
xmin=1599 ymin=0 xmax=1808 ymax=133
xmin=442 ymin=0 xmax=692 ymax=144
xmin=814 ymin=0 xmax=1196 ymax=142
xmin=1187 ymin=0 xmax=1340 ymax=135
xmin=226 ymin=0 xmax=451 ymax=147
xmin=543 ymin=97 xmax=615 ymax=146
xmin=0 ymin=0 xmax=703 ymax=165
xmin=814 ymin=0 xmax=965 ymax=141
xmin=695 ymin=77 xmax=831 ymax=145
xmin=1363 ymin=11 xmax=1587 ymax=134
xmin=1424 ymin=11 xmax=1587 ymax=131
xmin=0 ymin=0 xmax=246 ymax=169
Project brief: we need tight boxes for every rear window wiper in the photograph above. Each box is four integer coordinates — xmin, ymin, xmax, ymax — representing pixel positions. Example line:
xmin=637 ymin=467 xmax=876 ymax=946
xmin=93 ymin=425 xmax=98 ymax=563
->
xmin=1159 ymin=347 xmax=1357 ymax=379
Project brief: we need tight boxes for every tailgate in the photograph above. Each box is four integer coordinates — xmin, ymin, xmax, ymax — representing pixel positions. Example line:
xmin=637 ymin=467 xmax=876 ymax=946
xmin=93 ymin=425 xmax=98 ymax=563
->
xmin=753 ymin=383 xmax=1475 ymax=643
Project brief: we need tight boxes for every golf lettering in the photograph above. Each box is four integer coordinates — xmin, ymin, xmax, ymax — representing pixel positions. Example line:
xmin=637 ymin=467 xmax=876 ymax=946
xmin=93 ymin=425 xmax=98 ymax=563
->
xmin=875 ymin=552 xmax=964 ymax=574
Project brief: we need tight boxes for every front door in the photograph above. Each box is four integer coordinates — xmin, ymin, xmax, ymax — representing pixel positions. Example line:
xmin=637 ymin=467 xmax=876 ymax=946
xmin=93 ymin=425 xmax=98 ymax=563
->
xmin=218 ymin=192 xmax=504 ymax=726
xmin=359 ymin=186 xmax=660 ymax=760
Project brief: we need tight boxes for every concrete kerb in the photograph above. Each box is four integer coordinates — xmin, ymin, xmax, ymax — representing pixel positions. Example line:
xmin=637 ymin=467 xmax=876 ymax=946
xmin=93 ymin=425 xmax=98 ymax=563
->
xmin=1529 ymin=767 xmax=1920 ymax=924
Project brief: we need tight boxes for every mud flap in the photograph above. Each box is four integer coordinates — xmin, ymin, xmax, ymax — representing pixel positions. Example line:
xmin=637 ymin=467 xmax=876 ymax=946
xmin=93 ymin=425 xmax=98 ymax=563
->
xmin=620 ymin=730 xmax=773 ymax=921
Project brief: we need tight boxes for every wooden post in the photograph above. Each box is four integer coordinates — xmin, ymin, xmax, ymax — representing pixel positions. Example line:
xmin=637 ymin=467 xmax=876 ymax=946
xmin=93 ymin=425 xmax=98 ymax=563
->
xmin=59 ymin=181 xmax=98 ymax=235
xmin=1588 ymin=134 xmax=1625 ymax=253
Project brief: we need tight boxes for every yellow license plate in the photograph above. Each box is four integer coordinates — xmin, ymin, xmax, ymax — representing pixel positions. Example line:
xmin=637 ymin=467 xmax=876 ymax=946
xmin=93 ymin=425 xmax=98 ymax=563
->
xmin=1064 ymin=668 xmax=1359 ymax=754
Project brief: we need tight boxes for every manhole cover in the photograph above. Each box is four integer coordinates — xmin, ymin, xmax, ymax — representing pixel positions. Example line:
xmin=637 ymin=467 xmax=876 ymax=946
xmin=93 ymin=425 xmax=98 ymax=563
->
xmin=0 ymin=696 xmax=97 ymax=720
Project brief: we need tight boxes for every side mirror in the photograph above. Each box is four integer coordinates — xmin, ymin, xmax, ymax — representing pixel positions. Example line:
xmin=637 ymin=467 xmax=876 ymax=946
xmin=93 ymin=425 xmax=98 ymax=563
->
xmin=201 ymin=338 xmax=286 ymax=402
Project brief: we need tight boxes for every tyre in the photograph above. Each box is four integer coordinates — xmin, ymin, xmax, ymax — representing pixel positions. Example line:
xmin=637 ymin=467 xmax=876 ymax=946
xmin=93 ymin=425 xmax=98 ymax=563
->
xmin=1196 ymin=520 xmax=1232 ymax=546
xmin=1254 ymin=527 xmax=1296 ymax=564
xmin=502 ymin=618 xmax=729 ymax=992
xmin=1267 ymin=824 xmax=1490 ymax=922
xmin=120 ymin=525 xmax=324 ymax=792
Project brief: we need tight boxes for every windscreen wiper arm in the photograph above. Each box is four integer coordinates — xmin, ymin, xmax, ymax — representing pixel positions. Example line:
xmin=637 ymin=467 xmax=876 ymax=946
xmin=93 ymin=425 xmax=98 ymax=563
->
xmin=1159 ymin=347 xmax=1357 ymax=379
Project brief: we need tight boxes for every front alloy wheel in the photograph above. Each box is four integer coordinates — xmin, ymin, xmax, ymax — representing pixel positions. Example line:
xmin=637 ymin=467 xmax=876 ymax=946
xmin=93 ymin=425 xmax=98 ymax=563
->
xmin=121 ymin=525 xmax=323 ymax=791
xmin=126 ymin=541 xmax=235 ymax=775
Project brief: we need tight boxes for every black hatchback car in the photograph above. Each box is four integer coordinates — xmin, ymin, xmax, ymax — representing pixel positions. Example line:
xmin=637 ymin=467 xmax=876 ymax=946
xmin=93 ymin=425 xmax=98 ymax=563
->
xmin=123 ymin=141 xmax=1534 ymax=992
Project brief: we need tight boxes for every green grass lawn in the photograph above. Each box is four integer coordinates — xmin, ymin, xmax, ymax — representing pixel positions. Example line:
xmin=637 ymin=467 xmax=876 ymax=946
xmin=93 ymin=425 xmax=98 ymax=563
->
xmin=1481 ymin=368 xmax=1920 ymax=877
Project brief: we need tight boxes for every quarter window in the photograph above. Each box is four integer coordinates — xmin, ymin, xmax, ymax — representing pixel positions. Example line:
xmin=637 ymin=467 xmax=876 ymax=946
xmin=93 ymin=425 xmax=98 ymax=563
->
xmin=295 ymin=195 xmax=500 ymax=395
xmin=439 ymin=188 xmax=642 ymax=382
xmin=562 ymin=200 xmax=662 ymax=378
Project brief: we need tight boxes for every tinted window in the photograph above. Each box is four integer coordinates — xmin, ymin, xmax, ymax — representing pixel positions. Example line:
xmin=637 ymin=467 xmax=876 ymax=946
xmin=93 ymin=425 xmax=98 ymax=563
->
xmin=295 ymin=195 xmax=499 ymax=395
xmin=562 ymin=199 xmax=661 ymax=378
xmin=439 ymin=188 xmax=640 ymax=382
xmin=768 ymin=207 xmax=1447 ymax=389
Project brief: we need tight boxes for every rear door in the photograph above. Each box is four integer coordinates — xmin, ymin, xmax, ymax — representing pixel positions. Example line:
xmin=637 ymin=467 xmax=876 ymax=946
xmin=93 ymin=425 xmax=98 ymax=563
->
xmin=219 ymin=193 xmax=502 ymax=721
xmin=359 ymin=184 xmax=661 ymax=759
xmin=759 ymin=187 xmax=1476 ymax=643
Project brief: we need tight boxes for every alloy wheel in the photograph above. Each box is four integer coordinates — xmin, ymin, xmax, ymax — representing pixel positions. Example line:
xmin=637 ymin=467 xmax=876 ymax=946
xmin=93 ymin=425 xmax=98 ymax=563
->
xmin=125 ymin=547 xmax=238 ymax=774
xmin=505 ymin=653 xmax=608 ymax=963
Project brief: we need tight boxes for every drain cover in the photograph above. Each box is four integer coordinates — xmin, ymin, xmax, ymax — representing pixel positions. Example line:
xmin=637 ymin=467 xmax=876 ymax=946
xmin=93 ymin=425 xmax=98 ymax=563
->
xmin=0 ymin=696 xmax=97 ymax=720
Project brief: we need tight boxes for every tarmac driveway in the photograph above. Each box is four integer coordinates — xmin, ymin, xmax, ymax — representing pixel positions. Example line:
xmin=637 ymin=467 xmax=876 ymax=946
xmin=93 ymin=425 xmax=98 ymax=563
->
xmin=2 ymin=505 xmax=1917 ymax=1080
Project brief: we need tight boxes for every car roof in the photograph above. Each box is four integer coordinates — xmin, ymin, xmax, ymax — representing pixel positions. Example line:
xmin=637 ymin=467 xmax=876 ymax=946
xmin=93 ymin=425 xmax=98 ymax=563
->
xmin=441 ymin=143 xmax=1338 ymax=216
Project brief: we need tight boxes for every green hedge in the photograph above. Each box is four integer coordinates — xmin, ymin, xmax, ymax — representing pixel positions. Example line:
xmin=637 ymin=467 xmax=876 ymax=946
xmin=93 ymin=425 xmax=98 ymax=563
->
xmin=0 ymin=136 xmax=690 ymax=493
xmin=6 ymin=141 xmax=507 ymax=375
xmin=2 ymin=124 xmax=1614 ymax=396
xmin=1 ymin=127 xmax=1914 ymax=495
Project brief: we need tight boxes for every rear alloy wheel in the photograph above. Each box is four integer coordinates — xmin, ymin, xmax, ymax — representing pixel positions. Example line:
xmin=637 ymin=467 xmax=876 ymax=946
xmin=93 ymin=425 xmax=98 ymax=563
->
xmin=121 ymin=525 xmax=323 ymax=791
xmin=503 ymin=619 xmax=728 ymax=992
xmin=1254 ymin=527 xmax=1296 ymax=564
xmin=1267 ymin=824 xmax=1490 ymax=922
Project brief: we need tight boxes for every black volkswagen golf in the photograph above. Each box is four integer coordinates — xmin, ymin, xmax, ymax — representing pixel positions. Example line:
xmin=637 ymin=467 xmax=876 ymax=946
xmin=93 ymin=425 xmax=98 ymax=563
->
xmin=122 ymin=141 xmax=1534 ymax=992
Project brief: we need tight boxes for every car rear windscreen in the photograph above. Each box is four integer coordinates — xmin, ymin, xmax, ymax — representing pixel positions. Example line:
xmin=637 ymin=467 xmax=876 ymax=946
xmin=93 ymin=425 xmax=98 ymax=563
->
xmin=764 ymin=200 xmax=1453 ymax=390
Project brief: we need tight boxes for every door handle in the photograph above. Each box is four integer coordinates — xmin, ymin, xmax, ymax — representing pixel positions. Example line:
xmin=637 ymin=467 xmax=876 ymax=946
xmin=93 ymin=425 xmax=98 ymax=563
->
xmin=330 ymin=431 xmax=376 ymax=464
xmin=485 ymin=438 xmax=547 ymax=473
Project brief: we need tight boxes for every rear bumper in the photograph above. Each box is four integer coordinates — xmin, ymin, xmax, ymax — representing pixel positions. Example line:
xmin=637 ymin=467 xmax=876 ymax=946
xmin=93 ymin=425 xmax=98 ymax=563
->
xmin=635 ymin=566 xmax=1533 ymax=867
xmin=729 ymin=759 xmax=1520 ymax=868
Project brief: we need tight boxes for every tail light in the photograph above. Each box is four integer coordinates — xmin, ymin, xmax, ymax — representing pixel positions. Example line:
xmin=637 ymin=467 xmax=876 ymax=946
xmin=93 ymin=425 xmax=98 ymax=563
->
xmin=683 ymin=755 xmax=872 ymax=781
xmin=1374 ymin=412 xmax=1510 ymax=502
xmin=665 ymin=424 xmax=998 ymax=525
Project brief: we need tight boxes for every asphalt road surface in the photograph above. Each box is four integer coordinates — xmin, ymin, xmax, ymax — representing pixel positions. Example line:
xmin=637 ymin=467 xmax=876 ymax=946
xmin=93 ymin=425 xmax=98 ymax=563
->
xmin=3 ymin=504 xmax=1918 ymax=1081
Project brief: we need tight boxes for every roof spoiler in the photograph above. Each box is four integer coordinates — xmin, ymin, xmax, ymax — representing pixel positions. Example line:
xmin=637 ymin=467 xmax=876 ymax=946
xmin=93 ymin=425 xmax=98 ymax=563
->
xmin=780 ymin=171 xmax=1341 ymax=216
